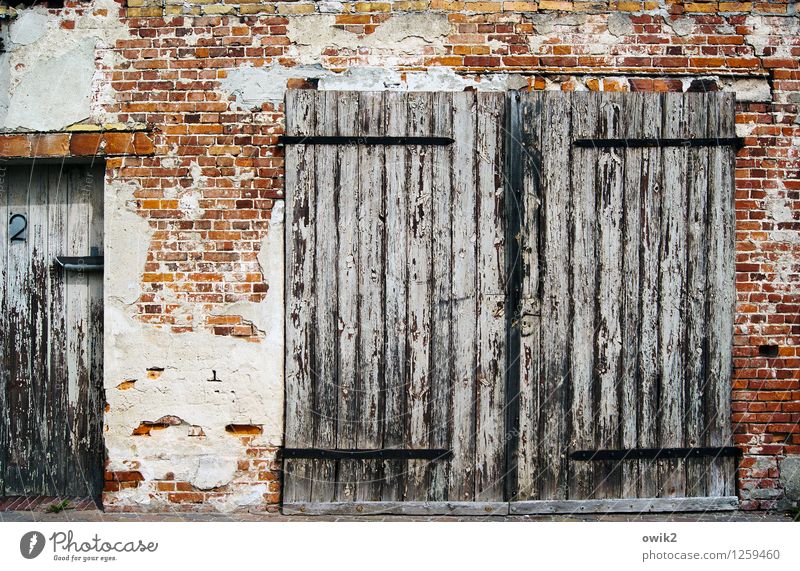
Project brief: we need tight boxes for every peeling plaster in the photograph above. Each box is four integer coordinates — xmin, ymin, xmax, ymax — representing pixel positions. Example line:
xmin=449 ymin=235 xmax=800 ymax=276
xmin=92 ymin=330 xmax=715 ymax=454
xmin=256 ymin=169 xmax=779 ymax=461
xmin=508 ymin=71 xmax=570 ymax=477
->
xmin=104 ymin=199 xmax=285 ymax=509
xmin=607 ymin=13 xmax=634 ymax=37
xmin=286 ymin=13 xmax=451 ymax=64
xmin=220 ymin=64 xmax=529 ymax=109
xmin=0 ymin=1 xmax=129 ymax=131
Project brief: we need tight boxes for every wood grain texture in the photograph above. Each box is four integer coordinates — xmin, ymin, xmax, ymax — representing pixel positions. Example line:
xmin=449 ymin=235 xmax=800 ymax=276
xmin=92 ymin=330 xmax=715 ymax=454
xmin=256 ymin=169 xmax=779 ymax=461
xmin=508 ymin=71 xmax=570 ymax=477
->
xmin=1 ymin=164 xmax=103 ymax=498
xmin=283 ymin=91 xmax=737 ymax=511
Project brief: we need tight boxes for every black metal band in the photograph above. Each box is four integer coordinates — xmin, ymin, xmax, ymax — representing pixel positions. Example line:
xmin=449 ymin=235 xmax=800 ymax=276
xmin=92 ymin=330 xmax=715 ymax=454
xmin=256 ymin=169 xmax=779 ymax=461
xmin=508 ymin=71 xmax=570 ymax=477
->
xmin=280 ymin=135 xmax=454 ymax=146
xmin=573 ymin=137 xmax=743 ymax=149
xmin=570 ymin=447 xmax=742 ymax=461
xmin=282 ymin=448 xmax=453 ymax=460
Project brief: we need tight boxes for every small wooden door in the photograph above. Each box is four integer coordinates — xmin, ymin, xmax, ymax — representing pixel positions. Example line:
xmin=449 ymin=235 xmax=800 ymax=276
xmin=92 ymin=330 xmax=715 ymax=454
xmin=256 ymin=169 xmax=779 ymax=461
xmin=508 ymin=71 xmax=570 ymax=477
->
xmin=0 ymin=163 xmax=104 ymax=499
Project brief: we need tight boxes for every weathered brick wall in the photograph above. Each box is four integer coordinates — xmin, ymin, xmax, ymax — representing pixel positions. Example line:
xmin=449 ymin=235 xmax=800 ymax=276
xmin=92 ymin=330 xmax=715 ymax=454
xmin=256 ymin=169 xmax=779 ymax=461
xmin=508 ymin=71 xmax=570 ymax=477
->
xmin=0 ymin=0 xmax=797 ymax=512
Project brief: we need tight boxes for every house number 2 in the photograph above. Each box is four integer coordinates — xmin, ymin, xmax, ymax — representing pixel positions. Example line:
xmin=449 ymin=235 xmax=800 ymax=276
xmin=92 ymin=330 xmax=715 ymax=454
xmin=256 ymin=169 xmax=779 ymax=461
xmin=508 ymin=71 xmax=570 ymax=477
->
xmin=9 ymin=213 xmax=27 ymax=242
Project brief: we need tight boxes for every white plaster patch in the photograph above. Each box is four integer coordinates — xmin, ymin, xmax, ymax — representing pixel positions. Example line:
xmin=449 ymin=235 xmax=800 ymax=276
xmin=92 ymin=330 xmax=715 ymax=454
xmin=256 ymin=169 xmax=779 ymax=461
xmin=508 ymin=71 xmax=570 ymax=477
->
xmin=220 ymin=63 xmax=328 ymax=110
xmin=722 ymin=78 xmax=772 ymax=103
xmin=666 ymin=16 xmax=695 ymax=37
xmin=9 ymin=10 xmax=51 ymax=46
xmin=286 ymin=13 xmax=451 ymax=64
xmin=607 ymin=13 xmax=634 ymax=37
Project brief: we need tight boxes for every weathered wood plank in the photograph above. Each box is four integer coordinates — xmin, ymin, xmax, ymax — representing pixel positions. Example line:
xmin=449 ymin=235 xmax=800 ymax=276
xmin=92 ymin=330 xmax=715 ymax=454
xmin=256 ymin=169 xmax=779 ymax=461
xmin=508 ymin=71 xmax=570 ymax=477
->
xmin=85 ymin=164 xmax=105 ymax=498
xmin=333 ymin=90 xmax=360 ymax=502
xmin=619 ymin=95 xmax=645 ymax=499
xmin=311 ymin=91 xmax=338 ymax=503
xmin=29 ymin=166 xmax=50 ymax=495
xmin=429 ymin=92 xmax=453 ymax=501
xmin=355 ymin=91 xmax=386 ymax=501
xmin=684 ymin=93 xmax=710 ymax=498
xmin=405 ymin=92 xmax=434 ymax=501
xmin=284 ymin=501 xmax=509 ymax=516
xmin=382 ymin=91 xmax=410 ymax=501
xmin=475 ymin=92 xmax=507 ymax=501
xmin=5 ymin=167 xmax=32 ymax=495
xmin=658 ymin=92 xmax=689 ymax=498
xmin=706 ymin=93 xmax=736 ymax=497
xmin=448 ymin=91 xmax=478 ymax=502
xmin=637 ymin=94 xmax=664 ymax=499
xmin=46 ymin=165 xmax=69 ymax=496
xmin=568 ymin=93 xmax=599 ymax=501
xmin=516 ymin=92 xmax=543 ymax=500
xmin=510 ymin=495 xmax=739 ymax=514
xmin=593 ymin=93 xmax=625 ymax=500
xmin=537 ymin=93 xmax=572 ymax=500
xmin=0 ymin=164 xmax=7 ymax=495
xmin=283 ymin=89 xmax=317 ymax=503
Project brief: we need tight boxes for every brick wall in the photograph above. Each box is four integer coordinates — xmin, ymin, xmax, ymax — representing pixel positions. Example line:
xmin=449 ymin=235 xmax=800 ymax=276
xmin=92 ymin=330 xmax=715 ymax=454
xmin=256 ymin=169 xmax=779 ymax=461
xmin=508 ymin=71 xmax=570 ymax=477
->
xmin=0 ymin=0 xmax=797 ymax=511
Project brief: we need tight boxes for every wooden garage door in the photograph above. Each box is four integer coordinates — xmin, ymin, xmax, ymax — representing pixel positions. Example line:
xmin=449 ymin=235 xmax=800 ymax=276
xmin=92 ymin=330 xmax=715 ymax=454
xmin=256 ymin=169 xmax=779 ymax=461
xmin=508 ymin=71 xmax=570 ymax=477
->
xmin=0 ymin=163 xmax=105 ymax=499
xmin=283 ymin=90 xmax=510 ymax=514
xmin=284 ymin=90 xmax=738 ymax=515
xmin=509 ymin=92 xmax=738 ymax=513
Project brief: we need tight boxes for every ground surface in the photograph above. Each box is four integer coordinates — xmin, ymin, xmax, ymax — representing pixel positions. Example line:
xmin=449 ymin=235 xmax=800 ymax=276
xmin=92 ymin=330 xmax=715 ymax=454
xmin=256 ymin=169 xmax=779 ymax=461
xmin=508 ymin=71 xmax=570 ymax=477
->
xmin=0 ymin=509 xmax=794 ymax=523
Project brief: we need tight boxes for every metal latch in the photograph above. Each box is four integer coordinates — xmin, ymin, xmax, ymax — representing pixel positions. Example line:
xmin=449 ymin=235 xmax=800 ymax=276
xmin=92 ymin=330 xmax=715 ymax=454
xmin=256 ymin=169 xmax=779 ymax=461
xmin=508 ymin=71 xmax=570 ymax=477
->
xmin=55 ymin=247 xmax=104 ymax=272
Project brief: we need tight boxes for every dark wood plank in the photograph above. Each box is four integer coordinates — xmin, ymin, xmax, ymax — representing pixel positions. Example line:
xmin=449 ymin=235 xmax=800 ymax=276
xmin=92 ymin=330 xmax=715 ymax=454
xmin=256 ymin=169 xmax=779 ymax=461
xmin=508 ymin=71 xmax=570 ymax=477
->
xmin=283 ymin=89 xmax=317 ymax=503
xmin=429 ymin=92 xmax=453 ymax=501
xmin=516 ymin=92 xmax=543 ymax=500
xmin=637 ymin=94 xmax=664 ymax=498
xmin=619 ymin=95 xmax=645 ymax=499
xmin=684 ymin=93 xmax=711 ymax=498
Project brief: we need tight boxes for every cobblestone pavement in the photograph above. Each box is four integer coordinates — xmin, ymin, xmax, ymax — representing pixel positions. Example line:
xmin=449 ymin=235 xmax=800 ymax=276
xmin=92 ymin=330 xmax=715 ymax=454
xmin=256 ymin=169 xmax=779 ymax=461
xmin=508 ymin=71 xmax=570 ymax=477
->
xmin=0 ymin=509 xmax=794 ymax=523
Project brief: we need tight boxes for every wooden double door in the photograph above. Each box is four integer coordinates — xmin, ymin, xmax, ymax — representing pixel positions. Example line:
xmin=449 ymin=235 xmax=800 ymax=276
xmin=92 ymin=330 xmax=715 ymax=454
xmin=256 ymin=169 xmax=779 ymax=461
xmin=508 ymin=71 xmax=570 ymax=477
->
xmin=283 ymin=91 xmax=737 ymax=514
xmin=0 ymin=163 xmax=104 ymax=499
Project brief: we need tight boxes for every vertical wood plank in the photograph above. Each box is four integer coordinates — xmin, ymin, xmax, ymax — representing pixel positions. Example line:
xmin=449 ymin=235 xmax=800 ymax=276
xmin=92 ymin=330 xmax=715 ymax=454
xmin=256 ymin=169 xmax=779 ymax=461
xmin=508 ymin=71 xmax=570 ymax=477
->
xmin=47 ymin=165 xmax=70 ymax=496
xmin=538 ymin=93 xmax=571 ymax=500
xmin=0 ymin=164 xmax=7 ymax=494
xmin=429 ymin=92 xmax=453 ymax=501
xmin=516 ymin=92 xmax=543 ymax=500
xmin=448 ymin=91 xmax=478 ymax=502
xmin=333 ymin=90 xmax=360 ymax=502
xmin=382 ymin=91 xmax=409 ymax=501
xmin=593 ymin=93 xmax=625 ymax=500
xmin=311 ymin=92 xmax=339 ymax=503
xmin=284 ymin=89 xmax=317 ymax=503
xmin=684 ymin=93 xmax=711 ymax=497
xmin=568 ymin=92 xmax=599 ymax=501
xmin=475 ymin=92 xmax=507 ymax=501
xmin=29 ymin=166 xmax=50 ymax=494
xmin=620 ymin=95 xmax=645 ymax=499
xmin=706 ymin=93 xmax=736 ymax=497
xmin=638 ymin=94 xmax=664 ymax=498
xmin=355 ymin=91 xmax=386 ymax=502
xmin=658 ymin=92 xmax=689 ymax=498
xmin=405 ymin=92 xmax=434 ymax=501
xmin=5 ymin=167 xmax=32 ymax=496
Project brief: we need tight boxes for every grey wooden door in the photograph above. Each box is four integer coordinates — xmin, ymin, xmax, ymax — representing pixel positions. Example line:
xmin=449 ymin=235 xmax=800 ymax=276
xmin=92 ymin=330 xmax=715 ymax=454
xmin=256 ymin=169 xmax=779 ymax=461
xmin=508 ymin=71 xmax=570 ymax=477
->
xmin=284 ymin=90 xmax=738 ymax=514
xmin=509 ymin=92 xmax=737 ymax=513
xmin=0 ymin=163 xmax=104 ymax=499
xmin=283 ymin=91 xmax=510 ymax=513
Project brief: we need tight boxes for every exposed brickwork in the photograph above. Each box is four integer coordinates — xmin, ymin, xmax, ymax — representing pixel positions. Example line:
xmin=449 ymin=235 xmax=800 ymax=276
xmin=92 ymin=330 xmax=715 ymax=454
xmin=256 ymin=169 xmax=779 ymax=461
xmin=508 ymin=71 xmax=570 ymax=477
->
xmin=0 ymin=0 xmax=796 ymax=511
